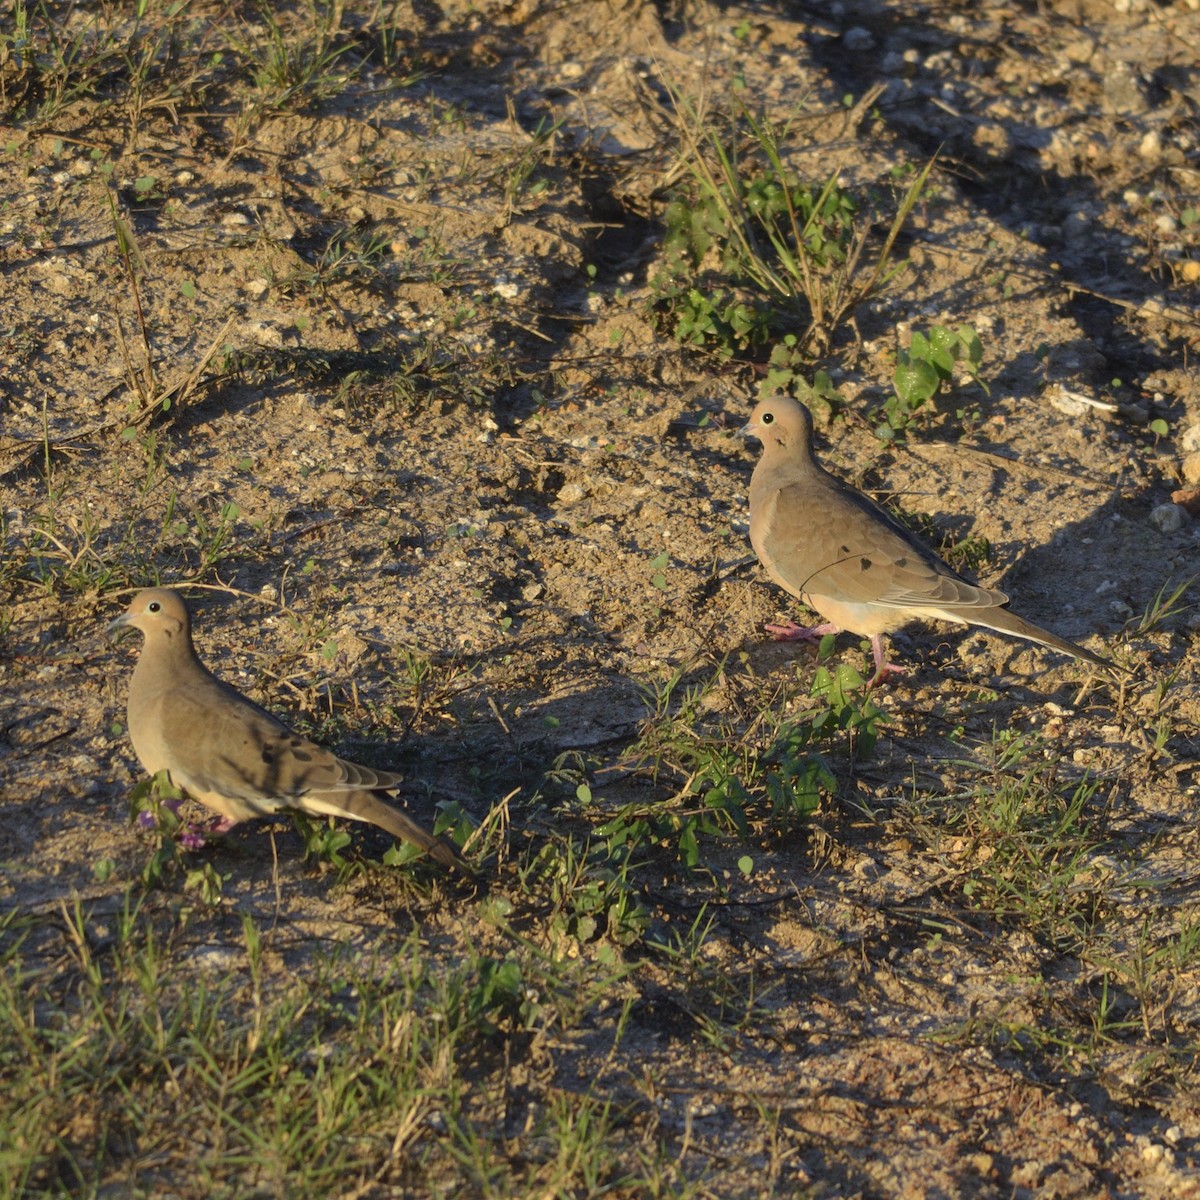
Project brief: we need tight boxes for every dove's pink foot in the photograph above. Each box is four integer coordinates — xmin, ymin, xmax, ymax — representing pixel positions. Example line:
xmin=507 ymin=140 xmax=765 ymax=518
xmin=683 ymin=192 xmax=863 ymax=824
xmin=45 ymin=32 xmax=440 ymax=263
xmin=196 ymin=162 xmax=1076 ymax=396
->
xmin=764 ymin=620 xmax=841 ymax=643
xmin=866 ymin=633 xmax=907 ymax=690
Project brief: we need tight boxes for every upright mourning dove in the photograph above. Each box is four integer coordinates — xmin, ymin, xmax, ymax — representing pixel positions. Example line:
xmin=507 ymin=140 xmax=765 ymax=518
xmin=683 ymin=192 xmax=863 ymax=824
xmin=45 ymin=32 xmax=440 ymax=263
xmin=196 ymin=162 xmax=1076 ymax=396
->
xmin=741 ymin=394 xmax=1113 ymax=684
xmin=108 ymin=588 xmax=467 ymax=871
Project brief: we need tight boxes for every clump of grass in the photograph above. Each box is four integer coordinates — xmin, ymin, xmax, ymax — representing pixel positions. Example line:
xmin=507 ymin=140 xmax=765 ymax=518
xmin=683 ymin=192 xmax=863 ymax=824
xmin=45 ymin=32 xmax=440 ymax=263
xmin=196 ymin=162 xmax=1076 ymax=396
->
xmin=229 ymin=0 xmax=363 ymax=137
xmin=652 ymin=88 xmax=931 ymax=375
xmin=5 ymin=405 xmax=257 ymax=607
xmin=1101 ymin=573 xmax=1194 ymax=735
xmin=646 ymin=907 xmax=776 ymax=1051
xmin=579 ymin=657 xmax=883 ymax=871
xmin=923 ymin=723 xmax=1200 ymax=1087
xmin=0 ymin=1 xmax=216 ymax=129
xmin=0 ymin=879 xmax=657 ymax=1199
xmin=496 ymin=101 xmax=564 ymax=220
xmin=105 ymin=185 xmax=238 ymax=429
xmin=902 ymin=509 xmax=993 ymax=577
xmin=919 ymin=733 xmax=1113 ymax=952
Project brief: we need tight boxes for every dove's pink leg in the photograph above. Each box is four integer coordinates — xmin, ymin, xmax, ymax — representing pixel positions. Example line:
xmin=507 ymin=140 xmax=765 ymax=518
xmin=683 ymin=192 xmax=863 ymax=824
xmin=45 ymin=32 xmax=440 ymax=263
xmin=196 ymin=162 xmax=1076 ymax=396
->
xmin=767 ymin=622 xmax=906 ymax=688
xmin=764 ymin=620 xmax=841 ymax=642
xmin=866 ymin=633 xmax=907 ymax=689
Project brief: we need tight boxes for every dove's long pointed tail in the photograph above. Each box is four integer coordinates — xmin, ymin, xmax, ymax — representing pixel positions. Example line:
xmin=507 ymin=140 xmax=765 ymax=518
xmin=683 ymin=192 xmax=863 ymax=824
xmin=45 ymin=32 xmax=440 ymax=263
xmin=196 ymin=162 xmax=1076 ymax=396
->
xmin=967 ymin=606 xmax=1115 ymax=672
xmin=329 ymin=791 xmax=471 ymax=873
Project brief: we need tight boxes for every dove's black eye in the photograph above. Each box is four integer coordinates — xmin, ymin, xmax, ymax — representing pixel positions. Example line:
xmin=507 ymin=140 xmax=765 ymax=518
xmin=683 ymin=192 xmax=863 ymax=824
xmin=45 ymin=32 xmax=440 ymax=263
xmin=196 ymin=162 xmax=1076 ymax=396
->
xmin=148 ymin=602 xmax=161 ymax=613
xmin=762 ymin=412 xmax=775 ymax=425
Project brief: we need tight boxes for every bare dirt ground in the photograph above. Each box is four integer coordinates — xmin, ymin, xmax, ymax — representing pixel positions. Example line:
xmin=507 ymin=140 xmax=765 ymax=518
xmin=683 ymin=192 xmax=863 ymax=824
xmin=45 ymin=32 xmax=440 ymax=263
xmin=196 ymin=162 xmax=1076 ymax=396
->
xmin=3 ymin=1 xmax=1200 ymax=1196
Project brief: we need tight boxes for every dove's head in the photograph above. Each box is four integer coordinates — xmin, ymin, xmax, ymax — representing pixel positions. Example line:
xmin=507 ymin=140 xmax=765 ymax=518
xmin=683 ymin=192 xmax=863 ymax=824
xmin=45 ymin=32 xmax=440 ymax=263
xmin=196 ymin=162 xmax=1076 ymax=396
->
xmin=107 ymin=588 xmax=193 ymax=645
xmin=739 ymin=393 xmax=815 ymax=457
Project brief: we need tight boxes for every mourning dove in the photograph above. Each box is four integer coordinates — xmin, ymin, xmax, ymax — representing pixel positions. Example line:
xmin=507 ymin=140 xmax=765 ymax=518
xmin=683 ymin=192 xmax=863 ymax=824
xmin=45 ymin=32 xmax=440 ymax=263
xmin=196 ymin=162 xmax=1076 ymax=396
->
xmin=108 ymin=588 xmax=467 ymax=871
xmin=742 ymin=394 xmax=1113 ymax=684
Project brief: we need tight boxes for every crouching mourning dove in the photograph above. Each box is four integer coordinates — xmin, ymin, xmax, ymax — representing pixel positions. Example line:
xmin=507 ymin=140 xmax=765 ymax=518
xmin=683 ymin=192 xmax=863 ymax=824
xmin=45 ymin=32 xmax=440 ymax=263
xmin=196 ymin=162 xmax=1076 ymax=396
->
xmin=741 ymin=394 xmax=1114 ymax=685
xmin=108 ymin=588 xmax=467 ymax=871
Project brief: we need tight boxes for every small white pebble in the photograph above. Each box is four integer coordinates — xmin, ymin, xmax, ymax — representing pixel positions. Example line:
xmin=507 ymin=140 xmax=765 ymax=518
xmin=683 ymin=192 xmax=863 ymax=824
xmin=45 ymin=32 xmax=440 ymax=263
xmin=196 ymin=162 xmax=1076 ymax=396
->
xmin=556 ymin=481 xmax=587 ymax=505
xmin=1149 ymin=503 xmax=1186 ymax=533
xmin=1180 ymin=422 xmax=1200 ymax=453
xmin=193 ymin=946 xmax=240 ymax=971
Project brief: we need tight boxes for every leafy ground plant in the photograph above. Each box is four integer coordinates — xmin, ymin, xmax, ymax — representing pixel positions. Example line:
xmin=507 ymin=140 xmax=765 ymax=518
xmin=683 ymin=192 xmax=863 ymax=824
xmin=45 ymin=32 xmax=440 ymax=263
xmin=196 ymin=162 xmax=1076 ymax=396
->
xmin=653 ymin=90 xmax=930 ymax=366
xmin=586 ymin=657 xmax=883 ymax=870
xmin=877 ymin=324 xmax=987 ymax=438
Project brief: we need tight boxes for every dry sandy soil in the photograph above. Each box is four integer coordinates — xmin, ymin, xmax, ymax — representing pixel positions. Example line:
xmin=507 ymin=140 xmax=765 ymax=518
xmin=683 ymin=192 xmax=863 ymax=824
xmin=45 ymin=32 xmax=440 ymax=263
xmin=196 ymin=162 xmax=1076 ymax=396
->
xmin=3 ymin=0 xmax=1200 ymax=1196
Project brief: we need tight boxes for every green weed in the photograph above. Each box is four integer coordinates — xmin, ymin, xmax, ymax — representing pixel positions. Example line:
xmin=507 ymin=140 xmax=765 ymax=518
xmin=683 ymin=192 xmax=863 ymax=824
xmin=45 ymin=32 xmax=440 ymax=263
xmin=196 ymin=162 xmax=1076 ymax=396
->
xmin=646 ymin=908 xmax=774 ymax=1050
xmin=587 ymin=658 xmax=882 ymax=870
xmin=0 ymin=905 xmax=519 ymax=1197
xmin=238 ymin=0 xmax=361 ymax=116
xmin=520 ymin=831 xmax=650 ymax=952
xmin=654 ymin=90 xmax=930 ymax=363
xmin=922 ymin=734 xmax=1112 ymax=952
xmin=877 ymin=324 xmax=987 ymax=438
xmin=498 ymin=103 xmax=564 ymax=218
xmin=1088 ymin=915 xmax=1200 ymax=1040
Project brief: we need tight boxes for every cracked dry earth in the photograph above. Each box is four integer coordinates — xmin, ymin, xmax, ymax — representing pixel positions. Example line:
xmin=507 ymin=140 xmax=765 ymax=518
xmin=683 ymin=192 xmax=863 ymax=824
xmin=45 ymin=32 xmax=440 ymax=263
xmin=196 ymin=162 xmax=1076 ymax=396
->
xmin=3 ymin=0 xmax=1200 ymax=1196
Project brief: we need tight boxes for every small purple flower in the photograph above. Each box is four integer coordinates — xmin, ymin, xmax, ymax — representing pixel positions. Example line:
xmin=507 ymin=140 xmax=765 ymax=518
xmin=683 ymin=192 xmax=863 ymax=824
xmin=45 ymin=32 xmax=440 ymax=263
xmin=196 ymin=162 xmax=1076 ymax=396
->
xmin=180 ymin=826 xmax=208 ymax=851
xmin=137 ymin=811 xmax=157 ymax=830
